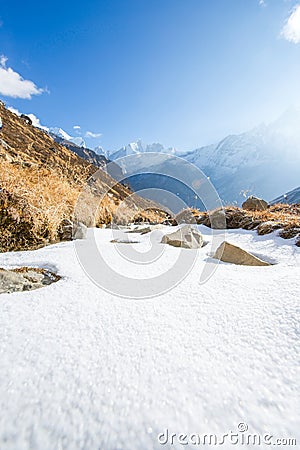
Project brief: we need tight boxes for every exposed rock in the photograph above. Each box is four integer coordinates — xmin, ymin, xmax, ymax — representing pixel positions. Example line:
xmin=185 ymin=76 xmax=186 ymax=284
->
xmin=110 ymin=239 xmax=140 ymax=244
xmin=175 ymin=209 xmax=198 ymax=224
xmin=201 ymin=208 xmax=227 ymax=229
xmin=161 ymin=225 xmax=204 ymax=249
xmin=162 ymin=218 xmax=178 ymax=226
xmin=279 ymin=228 xmax=300 ymax=239
xmin=213 ymin=241 xmax=271 ymax=266
xmin=58 ymin=219 xmax=73 ymax=241
xmin=73 ymin=222 xmax=87 ymax=240
xmin=257 ymin=221 xmax=281 ymax=235
xmin=239 ymin=217 xmax=261 ymax=230
xmin=20 ymin=114 xmax=32 ymax=126
xmin=127 ymin=224 xmax=164 ymax=235
xmin=0 ymin=267 xmax=60 ymax=294
xmin=242 ymin=196 xmax=268 ymax=211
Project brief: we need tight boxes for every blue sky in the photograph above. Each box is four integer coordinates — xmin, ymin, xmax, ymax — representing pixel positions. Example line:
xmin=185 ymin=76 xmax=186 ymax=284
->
xmin=1 ymin=0 xmax=300 ymax=152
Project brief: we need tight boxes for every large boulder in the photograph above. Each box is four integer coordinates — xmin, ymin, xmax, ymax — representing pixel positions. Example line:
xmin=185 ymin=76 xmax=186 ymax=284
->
xmin=161 ymin=225 xmax=204 ymax=249
xmin=213 ymin=241 xmax=271 ymax=266
xmin=242 ymin=196 xmax=268 ymax=211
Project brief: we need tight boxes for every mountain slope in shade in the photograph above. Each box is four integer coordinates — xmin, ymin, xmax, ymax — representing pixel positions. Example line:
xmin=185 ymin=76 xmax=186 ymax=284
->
xmin=181 ymin=109 xmax=300 ymax=204
xmin=49 ymin=132 xmax=108 ymax=169
xmin=271 ymin=186 xmax=300 ymax=205
xmin=107 ymin=110 xmax=300 ymax=207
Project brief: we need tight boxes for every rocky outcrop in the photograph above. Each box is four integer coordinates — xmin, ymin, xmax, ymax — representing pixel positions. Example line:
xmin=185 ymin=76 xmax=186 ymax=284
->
xmin=279 ymin=227 xmax=300 ymax=239
xmin=257 ymin=221 xmax=281 ymax=235
xmin=213 ymin=241 xmax=271 ymax=266
xmin=161 ymin=225 xmax=204 ymax=249
xmin=0 ymin=267 xmax=60 ymax=294
xmin=242 ymin=196 xmax=268 ymax=211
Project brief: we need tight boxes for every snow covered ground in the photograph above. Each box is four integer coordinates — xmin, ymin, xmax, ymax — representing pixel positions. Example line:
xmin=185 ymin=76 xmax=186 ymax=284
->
xmin=0 ymin=226 xmax=299 ymax=449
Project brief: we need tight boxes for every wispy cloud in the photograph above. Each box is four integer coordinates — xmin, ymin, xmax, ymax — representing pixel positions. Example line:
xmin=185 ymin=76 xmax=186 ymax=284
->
xmin=85 ymin=130 xmax=102 ymax=138
xmin=0 ymin=55 xmax=44 ymax=99
xmin=259 ymin=0 xmax=266 ymax=7
xmin=281 ymin=4 xmax=300 ymax=43
xmin=73 ymin=125 xmax=81 ymax=129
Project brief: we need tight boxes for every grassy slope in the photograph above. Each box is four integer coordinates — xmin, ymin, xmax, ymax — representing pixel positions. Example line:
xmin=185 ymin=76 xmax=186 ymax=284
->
xmin=0 ymin=102 xmax=168 ymax=251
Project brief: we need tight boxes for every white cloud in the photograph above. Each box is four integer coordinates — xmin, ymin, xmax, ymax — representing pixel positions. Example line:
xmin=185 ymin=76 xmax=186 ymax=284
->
xmin=73 ymin=125 xmax=81 ymax=129
xmin=281 ymin=4 xmax=300 ymax=44
xmin=85 ymin=130 xmax=102 ymax=139
xmin=7 ymin=106 xmax=49 ymax=131
xmin=259 ymin=0 xmax=266 ymax=7
xmin=0 ymin=55 xmax=44 ymax=99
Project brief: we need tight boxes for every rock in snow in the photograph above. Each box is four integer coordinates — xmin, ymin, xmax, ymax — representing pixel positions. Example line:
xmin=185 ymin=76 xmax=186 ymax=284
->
xmin=0 ymin=268 xmax=60 ymax=294
xmin=161 ymin=224 xmax=204 ymax=249
xmin=73 ymin=222 xmax=87 ymax=240
xmin=242 ymin=196 xmax=268 ymax=211
xmin=213 ymin=241 xmax=271 ymax=266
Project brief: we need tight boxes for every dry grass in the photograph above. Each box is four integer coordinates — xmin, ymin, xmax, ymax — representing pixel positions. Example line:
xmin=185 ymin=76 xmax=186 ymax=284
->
xmin=0 ymin=157 xmax=82 ymax=241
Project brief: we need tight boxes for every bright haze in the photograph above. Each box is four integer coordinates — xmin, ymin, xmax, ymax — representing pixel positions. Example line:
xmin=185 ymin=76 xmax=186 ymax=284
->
xmin=1 ymin=0 xmax=300 ymax=152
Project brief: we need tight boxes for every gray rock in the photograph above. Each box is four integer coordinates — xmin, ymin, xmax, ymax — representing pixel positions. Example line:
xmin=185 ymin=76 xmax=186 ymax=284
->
xmin=0 ymin=268 xmax=60 ymax=294
xmin=127 ymin=224 xmax=164 ymax=235
xmin=73 ymin=222 xmax=87 ymax=240
xmin=212 ymin=241 xmax=271 ymax=266
xmin=0 ymin=269 xmax=33 ymax=294
xmin=208 ymin=209 xmax=227 ymax=229
xmin=242 ymin=196 xmax=268 ymax=211
xmin=161 ymin=225 xmax=204 ymax=249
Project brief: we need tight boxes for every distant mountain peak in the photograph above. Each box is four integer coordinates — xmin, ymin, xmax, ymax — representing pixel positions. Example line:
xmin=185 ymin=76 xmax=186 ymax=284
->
xmin=49 ymin=127 xmax=86 ymax=148
xmin=108 ymin=139 xmax=177 ymax=161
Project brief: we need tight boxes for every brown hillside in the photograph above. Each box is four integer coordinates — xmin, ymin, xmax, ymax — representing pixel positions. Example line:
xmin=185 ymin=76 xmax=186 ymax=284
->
xmin=0 ymin=101 xmax=169 ymax=251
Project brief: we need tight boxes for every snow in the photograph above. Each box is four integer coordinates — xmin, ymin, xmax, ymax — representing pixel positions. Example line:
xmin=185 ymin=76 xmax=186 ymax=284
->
xmin=271 ymin=185 xmax=300 ymax=205
xmin=109 ymin=139 xmax=177 ymax=161
xmin=49 ymin=127 xmax=72 ymax=141
xmin=0 ymin=226 xmax=299 ymax=449
xmin=182 ymin=110 xmax=300 ymax=204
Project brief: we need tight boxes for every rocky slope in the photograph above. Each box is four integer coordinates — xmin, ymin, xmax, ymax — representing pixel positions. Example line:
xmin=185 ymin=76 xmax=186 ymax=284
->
xmin=49 ymin=132 xmax=108 ymax=169
xmin=0 ymin=101 xmax=169 ymax=252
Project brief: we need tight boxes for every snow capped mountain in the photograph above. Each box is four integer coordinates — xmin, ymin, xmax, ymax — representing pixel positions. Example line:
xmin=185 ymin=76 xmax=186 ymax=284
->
xmin=111 ymin=109 xmax=300 ymax=207
xmin=271 ymin=186 xmax=300 ymax=205
xmin=108 ymin=139 xmax=176 ymax=161
xmin=49 ymin=127 xmax=86 ymax=147
xmin=181 ymin=109 xmax=300 ymax=204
